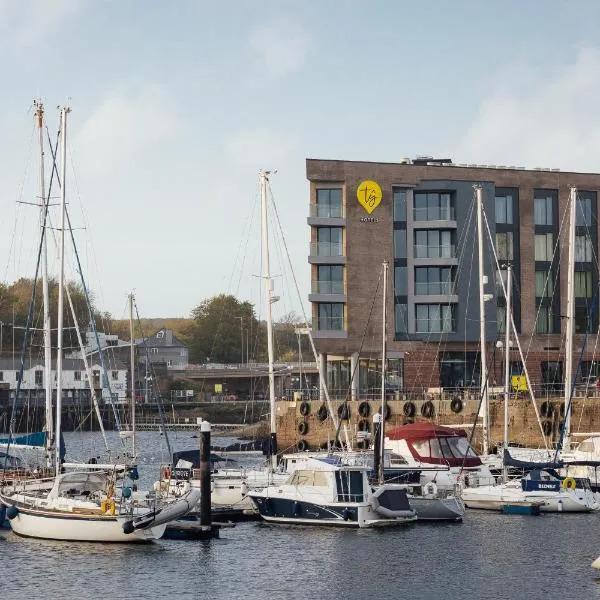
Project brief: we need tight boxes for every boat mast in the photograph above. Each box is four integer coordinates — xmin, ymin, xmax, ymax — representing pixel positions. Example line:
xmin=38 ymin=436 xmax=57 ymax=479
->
xmin=55 ymin=105 xmax=70 ymax=475
xmin=563 ymin=186 xmax=577 ymax=453
xmin=379 ymin=261 xmax=388 ymax=485
xmin=475 ymin=184 xmax=490 ymax=455
xmin=35 ymin=100 xmax=54 ymax=469
xmin=129 ymin=292 xmax=137 ymax=461
xmin=260 ymin=170 xmax=277 ymax=470
xmin=502 ymin=263 xmax=512 ymax=482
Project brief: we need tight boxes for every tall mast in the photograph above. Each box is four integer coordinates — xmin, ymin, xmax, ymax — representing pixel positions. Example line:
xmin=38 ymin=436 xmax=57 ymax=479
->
xmin=260 ymin=170 xmax=277 ymax=469
xmin=55 ymin=105 xmax=70 ymax=475
xmin=475 ymin=185 xmax=490 ymax=455
xmin=378 ymin=261 xmax=388 ymax=485
xmin=129 ymin=292 xmax=137 ymax=460
xmin=502 ymin=263 xmax=512 ymax=482
xmin=34 ymin=100 xmax=54 ymax=468
xmin=563 ymin=186 xmax=577 ymax=452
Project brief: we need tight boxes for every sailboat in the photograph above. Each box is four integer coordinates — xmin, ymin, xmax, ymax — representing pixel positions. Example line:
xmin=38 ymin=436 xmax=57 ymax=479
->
xmin=0 ymin=105 xmax=200 ymax=542
xmin=461 ymin=186 xmax=599 ymax=513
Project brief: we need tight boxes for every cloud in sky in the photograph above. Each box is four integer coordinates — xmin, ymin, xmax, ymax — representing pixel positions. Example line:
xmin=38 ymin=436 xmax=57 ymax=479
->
xmin=0 ymin=0 xmax=81 ymax=48
xmin=248 ymin=16 xmax=311 ymax=76
xmin=225 ymin=127 xmax=299 ymax=170
xmin=74 ymin=83 xmax=182 ymax=177
xmin=454 ymin=47 xmax=600 ymax=172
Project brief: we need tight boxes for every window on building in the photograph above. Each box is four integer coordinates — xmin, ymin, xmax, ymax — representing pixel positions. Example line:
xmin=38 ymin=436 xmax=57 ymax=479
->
xmin=393 ymin=189 xmax=407 ymax=221
xmin=534 ymin=196 xmax=554 ymax=226
xmin=151 ymin=347 xmax=159 ymax=354
xmin=413 ymin=192 xmax=454 ymax=221
xmin=414 ymin=229 xmax=455 ymax=258
xmin=35 ymin=370 xmax=43 ymax=386
xmin=576 ymin=196 xmax=592 ymax=227
xmin=497 ymin=305 xmax=506 ymax=334
xmin=575 ymin=271 xmax=593 ymax=298
xmin=74 ymin=371 xmax=81 ymax=381
xmin=414 ymin=266 xmax=454 ymax=295
xmin=534 ymin=233 xmax=554 ymax=261
xmin=575 ymin=235 xmax=593 ymax=262
xmin=536 ymin=305 xmax=555 ymax=334
xmin=496 ymin=270 xmax=509 ymax=296
xmin=316 ymin=265 xmax=344 ymax=294
xmin=541 ymin=360 xmax=563 ymax=393
xmin=105 ymin=339 xmax=117 ymax=346
xmin=395 ymin=303 xmax=408 ymax=336
xmin=316 ymin=227 xmax=343 ymax=257
xmin=111 ymin=370 xmax=119 ymax=381
xmin=317 ymin=303 xmax=344 ymax=330
xmin=15 ymin=371 xmax=21 ymax=382
xmin=415 ymin=304 xmax=455 ymax=333
xmin=316 ymin=188 xmax=342 ymax=218
xmin=394 ymin=229 xmax=406 ymax=259
xmin=535 ymin=271 xmax=554 ymax=299
xmin=496 ymin=232 xmax=514 ymax=260
xmin=395 ymin=266 xmax=407 ymax=296
xmin=495 ymin=193 xmax=513 ymax=224
xmin=575 ymin=306 xmax=592 ymax=333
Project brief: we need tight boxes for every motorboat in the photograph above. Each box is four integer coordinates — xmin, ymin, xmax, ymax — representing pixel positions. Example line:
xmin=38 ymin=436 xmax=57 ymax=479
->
xmin=247 ymin=455 xmax=416 ymax=528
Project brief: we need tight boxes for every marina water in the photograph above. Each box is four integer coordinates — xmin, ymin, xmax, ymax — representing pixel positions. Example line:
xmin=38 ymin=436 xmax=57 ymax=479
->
xmin=1 ymin=431 xmax=600 ymax=600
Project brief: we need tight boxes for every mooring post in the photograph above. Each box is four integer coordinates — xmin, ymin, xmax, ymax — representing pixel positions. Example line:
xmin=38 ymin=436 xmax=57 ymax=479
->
xmin=200 ymin=420 xmax=212 ymax=528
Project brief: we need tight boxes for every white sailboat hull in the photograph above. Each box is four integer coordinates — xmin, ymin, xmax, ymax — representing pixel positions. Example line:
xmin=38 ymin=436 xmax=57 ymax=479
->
xmin=8 ymin=505 xmax=165 ymax=542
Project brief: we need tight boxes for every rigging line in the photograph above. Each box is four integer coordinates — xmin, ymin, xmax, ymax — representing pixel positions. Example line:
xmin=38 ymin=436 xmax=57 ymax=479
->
xmin=132 ymin=297 xmax=172 ymax=459
xmin=45 ymin=127 xmax=124 ymax=439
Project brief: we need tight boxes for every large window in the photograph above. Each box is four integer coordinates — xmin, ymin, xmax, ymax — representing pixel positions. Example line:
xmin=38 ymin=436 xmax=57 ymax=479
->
xmin=535 ymin=270 xmax=554 ymax=299
xmin=576 ymin=196 xmax=592 ymax=227
xmin=395 ymin=266 xmax=407 ymax=295
xmin=534 ymin=233 xmax=554 ymax=261
xmin=414 ymin=229 xmax=455 ymax=258
xmin=414 ymin=266 xmax=454 ymax=295
xmin=394 ymin=230 xmax=406 ymax=259
xmin=536 ymin=305 xmax=554 ymax=334
xmin=393 ymin=189 xmax=407 ymax=221
xmin=395 ymin=303 xmax=408 ymax=336
xmin=575 ymin=235 xmax=593 ymax=262
xmin=415 ymin=304 xmax=455 ymax=333
xmin=315 ymin=265 xmax=344 ymax=294
xmin=413 ymin=192 xmax=454 ymax=221
xmin=317 ymin=303 xmax=344 ymax=330
xmin=495 ymin=192 xmax=514 ymax=224
xmin=316 ymin=188 xmax=342 ymax=218
xmin=315 ymin=227 xmax=343 ymax=257
xmin=575 ymin=271 xmax=593 ymax=298
xmin=534 ymin=195 xmax=554 ymax=226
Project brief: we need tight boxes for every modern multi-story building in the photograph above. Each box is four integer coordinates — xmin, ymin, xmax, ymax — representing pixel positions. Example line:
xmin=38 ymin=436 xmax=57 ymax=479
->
xmin=306 ymin=157 xmax=600 ymax=399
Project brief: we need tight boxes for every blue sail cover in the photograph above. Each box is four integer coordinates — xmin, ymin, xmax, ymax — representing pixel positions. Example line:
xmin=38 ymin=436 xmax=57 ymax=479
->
xmin=0 ymin=431 xmax=66 ymax=461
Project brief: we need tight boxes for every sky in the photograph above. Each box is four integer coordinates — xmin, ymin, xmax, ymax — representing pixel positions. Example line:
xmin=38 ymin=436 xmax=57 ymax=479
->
xmin=1 ymin=0 xmax=600 ymax=321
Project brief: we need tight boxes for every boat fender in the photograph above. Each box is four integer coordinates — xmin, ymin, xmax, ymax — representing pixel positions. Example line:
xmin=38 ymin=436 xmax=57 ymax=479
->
xmin=211 ymin=480 xmax=215 ymax=493
xmin=450 ymin=397 xmax=463 ymax=414
xmin=0 ymin=505 xmax=5 ymax=523
xmin=161 ymin=466 xmax=171 ymax=480
xmin=358 ymin=419 xmax=370 ymax=432
xmin=562 ymin=477 xmax=577 ymax=491
xmin=403 ymin=402 xmax=416 ymax=418
xmin=540 ymin=401 xmax=553 ymax=418
xmin=293 ymin=501 xmax=301 ymax=517
xmin=423 ymin=482 xmax=438 ymax=497
xmin=342 ymin=508 xmax=350 ymax=521
xmin=541 ymin=420 xmax=552 ymax=437
xmin=298 ymin=421 xmax=309 ymax=436
xmin=338 ymin=404 xmax=350 ymax=420
xmin=358 ymin=401 xmax=371 ymax=418
xmin=379 ymin=404 xmax=392 ymax=421
xmin=317 ymin=404 xmax=328 ymax=422
xmin=129 ymin=466 xmax=139 ymax=481
xmin=6 ymin=506 xmax=18 ymax=520
xmin=241 ymin=481 xmax=248 ymax=497
xmin=299 ymin=401 xmax=310 ymax=416
xmin=122 ymin=520 xmax=135 ymax=535
xmin=122 ymin=486 xmax=132 ymax=499
xmin=297 ymin=439 xmax=308 ymax=452
xmin=421 ymin=401 xmax=435 ymax=419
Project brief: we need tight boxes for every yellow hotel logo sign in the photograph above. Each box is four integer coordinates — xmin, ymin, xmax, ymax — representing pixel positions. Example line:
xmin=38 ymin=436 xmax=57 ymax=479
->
xmin=357 ymin=180 xmax=382 ymax=214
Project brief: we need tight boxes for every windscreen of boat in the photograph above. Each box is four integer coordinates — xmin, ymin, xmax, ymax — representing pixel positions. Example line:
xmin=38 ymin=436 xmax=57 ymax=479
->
xmin=410 ymin=436 xmax=481 ymax=467
xmin=0 ymin=452 xmax=24 ymax=470
xmin=55 ymin=472 xmax=108 ymax=497
xmin=286 ymin=469 xmax=330 ymax=487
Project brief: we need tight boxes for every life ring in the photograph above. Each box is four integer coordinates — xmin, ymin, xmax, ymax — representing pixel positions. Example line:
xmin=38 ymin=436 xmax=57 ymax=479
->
xmin=379 ymin=404 xmax=392 ymax=421
xmin=298 ymin=420 xmax=309 ymax=436
xmin=358 ymin=419 xmax=370 ymax=432
xmin=562 ymin=477 xmax=577 ymax=491
xmin=161 ymin=466 xmax=171 ymax=480
xmin=421 ymin=400 xmax=435 ymax=419
xmin=540 ymin=401 xmax=553 ymax=418
xmin=299 ymin=401 xmax=310 ymax=416
xmin=450 ymin=397 xmax=463 ymax=414
xmin=297 ymin=439 xmax=308 ymax=452
xmin=403 ymin=402 xmax=416 ymax=418
xmin=541 ymin=420 xmax=552 ymax=436
xmin=317 ymin=404 xmax=328 ymax=422
xmin=337 ymin=404 xmax=350 ymax=420
xmin=358 ymin=401 xmax=371 ymax=418
xmin=423 ymin=481 xmax=438 ymax=497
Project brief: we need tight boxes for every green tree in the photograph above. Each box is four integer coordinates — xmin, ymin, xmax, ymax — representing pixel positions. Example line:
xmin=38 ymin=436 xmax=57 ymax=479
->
xmin=188 ymin=294 xmax=259 ymax=363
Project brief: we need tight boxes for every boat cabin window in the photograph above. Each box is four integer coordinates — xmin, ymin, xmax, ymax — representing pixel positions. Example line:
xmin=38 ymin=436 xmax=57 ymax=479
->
xmin=388 ymin=453 xmax=408 ymax=466
xmin=287 ymin=470 xmax=329 ymax=487
xmin=578 ymin=441 xmax=594 ymax=453
xmin=0 ymin=453 xmax=24 ymax=469
xmin=429 ymin=438 xmax=444 ymax=458
xmin=335 ymin=470 xmax=365 ymax=502
xmin=446 ymin=436 xmax=477 ymax=458
xmin=412 ymin=440 xmax=430 ymax=457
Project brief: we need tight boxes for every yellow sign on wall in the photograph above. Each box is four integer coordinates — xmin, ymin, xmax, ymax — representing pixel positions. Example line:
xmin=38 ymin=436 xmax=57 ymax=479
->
xmin=357 ymin=180 xmax=382 ymax=214
xmin=511 ymin=375 xmax=528 ymax=392
xmin=214 ymin=383 xmax=223 ymax=393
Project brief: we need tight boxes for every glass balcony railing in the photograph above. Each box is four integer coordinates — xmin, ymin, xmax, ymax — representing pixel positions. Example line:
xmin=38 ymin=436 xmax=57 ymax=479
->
xmin=413 ymin=206 xmax=456 ymax=221
xmin=313 ymin=316 xmax=345 ymax=331
xmin=310 ymin=242 xmax=343 ymax=257
xmin=309 ymin=203 xmax=344 ymax=218
xmin=312 ymin=280 xmax=345 ymax=294
xmin=413 ymin=244 xmax=456 ymax=259
xmin=414 ymin=281 xmax=454 ymax=295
